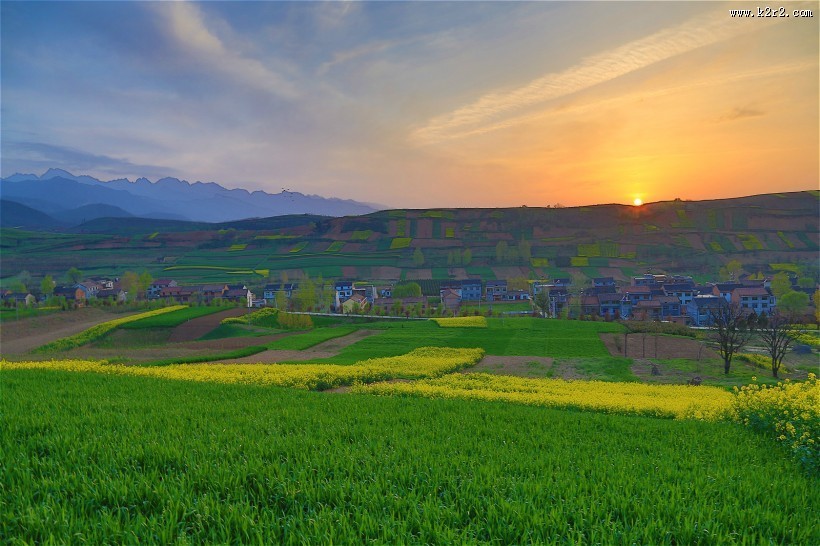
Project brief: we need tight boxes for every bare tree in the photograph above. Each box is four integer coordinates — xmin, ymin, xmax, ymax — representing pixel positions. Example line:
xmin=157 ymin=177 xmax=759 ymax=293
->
xmin=710 ymin=303 xmax=755 ymax=375
xmin=758 ymin=312 xmax=796 ymax=379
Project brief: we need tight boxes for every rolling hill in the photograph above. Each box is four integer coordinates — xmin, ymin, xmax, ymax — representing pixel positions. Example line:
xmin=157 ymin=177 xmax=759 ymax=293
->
xmin=1 ymin=190 xmax=817 ymax=286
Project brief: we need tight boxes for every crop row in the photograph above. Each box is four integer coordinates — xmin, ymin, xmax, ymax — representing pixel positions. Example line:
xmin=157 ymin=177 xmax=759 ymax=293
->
xmin=354 ymin=372 xmax=733 ymax=421
xmin=34 ymin=306 xmax=187 ymax=352
xmin=2 ymin=347 xmax=484 ymax=391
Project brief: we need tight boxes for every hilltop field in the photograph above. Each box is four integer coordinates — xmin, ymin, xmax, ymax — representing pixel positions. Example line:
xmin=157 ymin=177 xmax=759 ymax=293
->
xmin=1 ymin=191 xmax=817 ymax=286
xmin=2 ymin=304 xmax=818 ymax=543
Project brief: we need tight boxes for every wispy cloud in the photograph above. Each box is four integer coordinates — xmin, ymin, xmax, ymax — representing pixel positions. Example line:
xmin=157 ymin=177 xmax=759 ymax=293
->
xmin=154 ymin=2 xmax=298 ymax=99
xmin=718 ymin=106 xmax=765 ymax=123
xmin=429 ymin=60 xmax=813 ymax=142
xmin=317 ymin=40 xmax=397 ymax=76
xmin=411 ymin=9 xmax=782 ymax=144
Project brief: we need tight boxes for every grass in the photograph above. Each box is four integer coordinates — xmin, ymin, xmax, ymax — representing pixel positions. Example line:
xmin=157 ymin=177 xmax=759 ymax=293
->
xmin=138 ymin=346 xmax=268 ymax=366
xmin=265 ymin=326 xmax=358 ymax=350
xmin=2 ymin=369 xmax=817 ymax=544
xmin=562 ymin=356 xmax=638 ymax=382
xmin=310 ymin=318 xmax=624 ymax=364
xmin=198 ymin=324 xmax=279 ymax=340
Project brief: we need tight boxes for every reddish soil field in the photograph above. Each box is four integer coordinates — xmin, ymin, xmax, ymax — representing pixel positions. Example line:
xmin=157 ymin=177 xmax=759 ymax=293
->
xmin=168 ymin=308 xmax=248 ymax=342
xmin=1 ymin=308 xmax=138 ymax=356
xmin=600 ymin=333 xmax=718 ymax=360
xmin=415 ymin=219 xmax=433 ymax=238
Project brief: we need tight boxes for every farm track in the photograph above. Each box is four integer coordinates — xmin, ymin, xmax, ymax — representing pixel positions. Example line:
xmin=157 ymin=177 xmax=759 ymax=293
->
xmin=167 ymin=308 xmax=248 ymax=342
xmin=219 ymin=329 xmax=380 ymax=363
xmin=0 ymin=308 xmax=138 ymax=355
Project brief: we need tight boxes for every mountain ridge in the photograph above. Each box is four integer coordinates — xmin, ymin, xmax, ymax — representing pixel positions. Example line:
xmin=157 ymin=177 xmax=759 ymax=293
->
xmin=0 ymin=169 xmax=382 ymax=223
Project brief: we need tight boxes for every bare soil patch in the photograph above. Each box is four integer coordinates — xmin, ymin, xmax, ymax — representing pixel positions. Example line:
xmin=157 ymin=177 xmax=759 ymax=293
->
xmin=168 ymin=308 xmax=247 ymax=343
xmin=415 ymin=219 xmax=433 ymax=239
xmin=370 ymin=266 xmax=402 ymax=280
xmin=0 ymin=307 xmax=134 ymax=356
xmin=600 ymin=333 xmax=718 ymax=360
xmin=404 ymin=269 xmax=432 ymax=280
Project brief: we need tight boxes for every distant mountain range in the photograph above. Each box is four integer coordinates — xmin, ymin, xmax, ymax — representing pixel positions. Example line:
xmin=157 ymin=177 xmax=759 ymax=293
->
xmin=0 ymin=168 xmax=382 ymax=227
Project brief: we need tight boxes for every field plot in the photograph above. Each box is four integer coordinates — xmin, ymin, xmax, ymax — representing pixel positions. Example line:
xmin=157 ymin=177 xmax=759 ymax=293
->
xmin=309 ymin=318 xmax=624 ymax=364
xmin=2 ymin=370 xmax=817 ymax=544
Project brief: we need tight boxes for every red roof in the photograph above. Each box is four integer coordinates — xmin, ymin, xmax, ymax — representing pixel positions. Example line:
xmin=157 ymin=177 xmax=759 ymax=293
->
xmin=732 ymin=287 xmax=770 ymax=297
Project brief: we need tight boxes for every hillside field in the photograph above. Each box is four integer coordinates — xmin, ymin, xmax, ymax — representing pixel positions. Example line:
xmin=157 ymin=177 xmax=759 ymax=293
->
xmin=2 ymin=191 xmax=817 ymax=288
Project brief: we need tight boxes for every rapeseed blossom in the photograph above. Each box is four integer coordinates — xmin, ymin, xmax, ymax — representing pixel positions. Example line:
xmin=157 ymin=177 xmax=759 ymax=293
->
xmin=733 ymin=373 xmax=818 ymax=474
xmin=1 ymin=347 xmax=484 ymax=391
xmin=355 ymin=373 xmax=733 ymax=421
xmin=431 ymin=316 xmax=488 ymax=328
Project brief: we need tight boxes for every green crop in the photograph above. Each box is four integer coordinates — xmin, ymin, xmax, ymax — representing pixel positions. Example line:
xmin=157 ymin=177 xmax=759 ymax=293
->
xmin=2 ymin=370 xmax=817 ymax=544
xmin=119 ymin=306 xmax=225 ymax=329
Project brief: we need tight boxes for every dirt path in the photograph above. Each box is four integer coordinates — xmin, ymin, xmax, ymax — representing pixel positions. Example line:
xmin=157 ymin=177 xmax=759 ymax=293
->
xmin=220 ymin=329 xmax=379 ymax=363
xmin=167 ymin=308 xmax=248 ymax=342
xmin=0 ymin=308 xmax=135 ymax=356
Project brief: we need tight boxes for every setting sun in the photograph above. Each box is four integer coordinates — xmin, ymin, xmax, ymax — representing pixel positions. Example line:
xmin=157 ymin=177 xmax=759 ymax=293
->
xmin=633 ymin=198 xmax=643 ymax=206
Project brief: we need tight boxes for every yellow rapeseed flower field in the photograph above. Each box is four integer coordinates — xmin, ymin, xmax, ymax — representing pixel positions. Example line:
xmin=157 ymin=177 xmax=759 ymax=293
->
xmin=431 ymin=316 xmax=488 ymax=328
xmin=1 ymin=347 xmax=484 ymax=391
xmin=354 ymin=373 xmax=733 ymax=420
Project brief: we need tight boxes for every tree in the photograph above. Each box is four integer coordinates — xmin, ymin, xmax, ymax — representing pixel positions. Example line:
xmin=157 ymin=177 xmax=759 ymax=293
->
xmin=294 ymin=276 xmax=318 ymax=311
xmin=710 ymin=303 xmax=755 ymax=375
xmin=18 ymin=270 xmax=32 ymax=291
xmin=393 ymin=282 xmax=421 ymax=299
xmin=495 ymin=241 xmax=508 ymax=263
xmin=758 ymin=312 xmax=796 ymax=378
xmin=777 ymin=290 xmax=809 ymax=317
xmin=66 ymin=267 xmax=83 ymax=284
xmin=815 ymin=289 xmax=820 ymax=325
xmin=797 ymin=277 xmax=815 ymax=289
xmin=120 ymin=271 xmax=139 ymax=300
xmin=719 ymin=259 xmax=743 ymax=281
xmin=533 ymin=291 xmax=550 ymax=318
xmin=40 ymin=275 xmax=55 ymax=297
xmin=462 ymin=248 xmax=472 ymax=266
xmin=138 ymin=271 xmax=153 ymax=300
xmin=517 ymin=239 xmax=532 ymax=265
xmin=412 ymin=247 xmax=425 ymax=267
xmin=770 ymin=272 xmax=792 ymax=298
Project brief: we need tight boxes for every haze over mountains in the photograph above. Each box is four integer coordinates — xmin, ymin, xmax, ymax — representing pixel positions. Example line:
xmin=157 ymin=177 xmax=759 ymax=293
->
xmin=0 ymin=169 xmax=381 ymax=227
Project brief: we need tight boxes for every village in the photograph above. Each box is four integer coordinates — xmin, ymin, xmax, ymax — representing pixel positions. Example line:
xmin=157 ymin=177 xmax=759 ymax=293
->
xmin=5 ymin=270 xmax=814 ymax=326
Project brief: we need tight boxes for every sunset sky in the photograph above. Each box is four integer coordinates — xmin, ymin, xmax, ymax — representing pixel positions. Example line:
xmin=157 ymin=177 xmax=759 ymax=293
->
xmin=2 ymin=1 xmax=817 ymax=209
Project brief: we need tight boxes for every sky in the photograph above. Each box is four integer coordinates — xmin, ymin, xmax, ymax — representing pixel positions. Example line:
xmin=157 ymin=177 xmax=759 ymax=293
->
xmin=1 ymin=1 xmax=817 ymax=209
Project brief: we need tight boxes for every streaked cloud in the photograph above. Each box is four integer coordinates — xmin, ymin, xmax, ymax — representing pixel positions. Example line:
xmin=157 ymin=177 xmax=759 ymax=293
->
xmin=411 ymin=9 xmax=782 ymax=144
xmin=718 ymin=107 xmax=765 ymax=123
xmin=153 ymin=1 xmax=298 ymax=99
